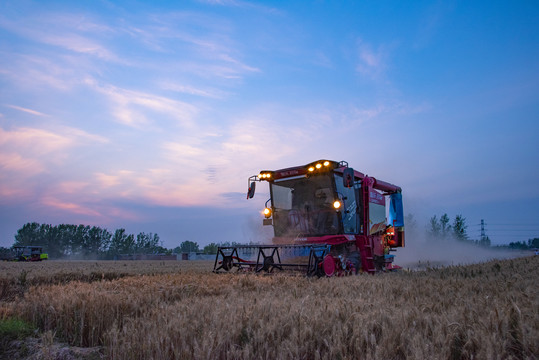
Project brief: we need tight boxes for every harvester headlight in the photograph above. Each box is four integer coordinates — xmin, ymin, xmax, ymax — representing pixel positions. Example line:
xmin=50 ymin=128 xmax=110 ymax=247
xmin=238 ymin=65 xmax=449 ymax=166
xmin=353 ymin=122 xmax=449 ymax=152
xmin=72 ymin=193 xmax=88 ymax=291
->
xmin=315 ymin=163 xmax=322 ymax=169
xmin=323 ymin=161 xmax=330 ymax=166
xmin=308 ymin=166 xmax=315 ymax=172
xmin=263 ymin=207 xmax=272 ymax=218
xmin=333 ymin=200 xmax=342 ymax=209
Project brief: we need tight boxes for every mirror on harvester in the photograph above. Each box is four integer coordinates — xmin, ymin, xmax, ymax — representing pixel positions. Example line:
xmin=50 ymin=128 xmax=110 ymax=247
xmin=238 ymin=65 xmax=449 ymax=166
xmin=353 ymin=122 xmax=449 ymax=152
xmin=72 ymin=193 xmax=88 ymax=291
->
xmin=247 ymin=181 xmax=256 ymax=199
xmin=343 ymin=168 xmax=355 ymax=188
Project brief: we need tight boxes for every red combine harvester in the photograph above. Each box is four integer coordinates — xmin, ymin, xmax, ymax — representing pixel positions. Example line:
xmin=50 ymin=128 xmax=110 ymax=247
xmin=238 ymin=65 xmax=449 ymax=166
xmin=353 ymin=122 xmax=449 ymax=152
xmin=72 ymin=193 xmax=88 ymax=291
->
xmin=213 ymin=160 xmax=405 ymax=276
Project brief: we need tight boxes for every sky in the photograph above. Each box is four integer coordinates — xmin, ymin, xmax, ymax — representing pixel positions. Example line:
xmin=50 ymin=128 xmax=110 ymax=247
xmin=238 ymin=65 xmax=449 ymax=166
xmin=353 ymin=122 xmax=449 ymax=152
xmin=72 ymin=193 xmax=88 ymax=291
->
xmin=0 ymin=0 xmax=538 ymax=248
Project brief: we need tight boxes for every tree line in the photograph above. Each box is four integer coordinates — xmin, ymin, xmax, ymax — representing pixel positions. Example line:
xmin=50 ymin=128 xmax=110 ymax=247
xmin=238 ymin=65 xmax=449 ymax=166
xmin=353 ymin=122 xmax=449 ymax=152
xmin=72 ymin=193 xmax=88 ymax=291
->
xmin=427 ymin=213 xmax=494 ymax=247
xmin=172 ymin=240 xmax=254 ymax=255
xmin=7 ymin=222 xmax=167 ymax=259
xmin=427 ymin=214 xmax=470 ymax=240
xmin=1 ymin=223 xmax=242 ymax=259
xmin=497 ymin=238 xmax=539 ymax=250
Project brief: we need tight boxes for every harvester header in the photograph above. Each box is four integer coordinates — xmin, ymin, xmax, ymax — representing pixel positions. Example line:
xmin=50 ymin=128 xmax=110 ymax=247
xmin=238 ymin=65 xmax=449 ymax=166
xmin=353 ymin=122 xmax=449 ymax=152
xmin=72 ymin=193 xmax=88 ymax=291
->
xmin=217 ymin=159 xmax=405 ymax=276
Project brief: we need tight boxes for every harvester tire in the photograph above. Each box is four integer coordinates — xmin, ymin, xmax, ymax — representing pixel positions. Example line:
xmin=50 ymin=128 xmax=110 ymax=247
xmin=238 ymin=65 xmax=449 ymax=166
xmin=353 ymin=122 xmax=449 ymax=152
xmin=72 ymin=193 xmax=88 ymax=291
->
xmin=222 ymin=256 xmax=234 ymax=271
xmin=262 ymin=256 xmax=274 ymax=272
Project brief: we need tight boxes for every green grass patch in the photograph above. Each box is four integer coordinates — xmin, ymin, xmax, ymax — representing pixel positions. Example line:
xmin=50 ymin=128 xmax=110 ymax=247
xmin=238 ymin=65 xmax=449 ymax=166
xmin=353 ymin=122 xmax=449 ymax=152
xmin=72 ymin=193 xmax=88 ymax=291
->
xmin=0 ymin=317 xmax=35 ymax=349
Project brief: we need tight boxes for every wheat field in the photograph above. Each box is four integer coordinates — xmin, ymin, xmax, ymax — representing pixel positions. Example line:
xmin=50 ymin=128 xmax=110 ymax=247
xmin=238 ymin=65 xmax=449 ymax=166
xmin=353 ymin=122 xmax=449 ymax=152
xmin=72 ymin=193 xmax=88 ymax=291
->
xmin=1 ymin=257 xmax=538 ymax=359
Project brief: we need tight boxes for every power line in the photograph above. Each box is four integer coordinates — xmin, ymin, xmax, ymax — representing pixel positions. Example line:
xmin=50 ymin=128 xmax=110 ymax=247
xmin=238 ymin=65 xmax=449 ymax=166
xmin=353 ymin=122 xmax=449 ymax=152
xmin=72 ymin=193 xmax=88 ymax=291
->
xmin=482 ymin=229 xmax=539 ymax=232
xmin=471 ymin=223 xmax=539 ymax=227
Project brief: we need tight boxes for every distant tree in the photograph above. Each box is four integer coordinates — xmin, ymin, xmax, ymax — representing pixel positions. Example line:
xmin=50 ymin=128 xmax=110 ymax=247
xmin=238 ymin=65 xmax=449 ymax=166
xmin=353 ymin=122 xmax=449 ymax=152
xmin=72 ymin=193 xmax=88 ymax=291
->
xmin=153 ymin=245 xmax=172 ymax=255
xmin=179 ymin=241 xmax=199 ymax=253
xmin=43 ymin=225 xmax=59 ymax=258
xmin=528 ymin=238 xmax=539 ymax=249
xmin=99 ymin=228 xmax=112 ymax=253
xmin=135 ymin=232 xmax=160 ymax=254
xmin=452 ymin=215 xmax=468 ymax=241
xmin=109 ymin=228 xmax=135 ymax=254
xmin=428 ymin=215 xmax=441 ymax=239
xmin=14 ymin=222 xmax=42 ymax=246
xmin=440 ymin=213 xmax=451 ymax=239
xmin=0 ymin=246 xmax=13 ymax=260
xmin=508 ymin=241 xmax=527 ymax=250
xmin=478 ymin=235 xmax=491 ymax=247
xmin=57 ymin=224 xmax=77 ymax=256
xmin=203 ymin=243 xmax=219 ymax=254
xmin=504 ymin=238 xmax=539 ymax=250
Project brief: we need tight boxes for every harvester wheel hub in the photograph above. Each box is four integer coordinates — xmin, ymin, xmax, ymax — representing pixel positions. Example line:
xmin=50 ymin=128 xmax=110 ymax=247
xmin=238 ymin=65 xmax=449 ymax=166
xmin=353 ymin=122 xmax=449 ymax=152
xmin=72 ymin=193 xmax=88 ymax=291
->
xmin=323 ymin=255 xmax=336 ymax=277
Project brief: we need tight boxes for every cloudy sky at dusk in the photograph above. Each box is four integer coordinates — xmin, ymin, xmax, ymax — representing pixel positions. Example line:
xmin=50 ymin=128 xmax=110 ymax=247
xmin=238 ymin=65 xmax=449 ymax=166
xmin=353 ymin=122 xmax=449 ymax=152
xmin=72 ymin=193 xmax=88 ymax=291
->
xmin=1 ymin=0 xmax=538 ymax=248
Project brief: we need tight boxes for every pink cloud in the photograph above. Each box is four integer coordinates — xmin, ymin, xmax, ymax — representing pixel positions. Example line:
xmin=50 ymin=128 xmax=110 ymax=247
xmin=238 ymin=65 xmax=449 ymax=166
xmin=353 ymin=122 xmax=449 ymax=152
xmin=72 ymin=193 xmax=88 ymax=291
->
xmin=56 ymin=181 xmax=90 ymax=194
xmin=0 ymin=152 xmax=45 ymax=175
xmin=0 ymin=127 xmax=72 ymax=153
xmin=40 ymin=197 xmax=103 ymax=217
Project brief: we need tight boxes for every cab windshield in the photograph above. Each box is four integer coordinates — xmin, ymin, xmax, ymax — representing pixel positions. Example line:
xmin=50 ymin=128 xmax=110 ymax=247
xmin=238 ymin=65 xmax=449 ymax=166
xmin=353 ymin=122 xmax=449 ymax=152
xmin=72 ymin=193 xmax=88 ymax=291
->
xmin=270 ymin=174 xmax=339 ymax=237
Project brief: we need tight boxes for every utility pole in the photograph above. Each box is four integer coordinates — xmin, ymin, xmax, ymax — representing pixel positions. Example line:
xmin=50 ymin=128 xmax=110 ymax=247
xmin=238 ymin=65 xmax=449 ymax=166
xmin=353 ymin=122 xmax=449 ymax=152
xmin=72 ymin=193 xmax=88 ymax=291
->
xmin=480 ymin=219 xmax=486 ymax=242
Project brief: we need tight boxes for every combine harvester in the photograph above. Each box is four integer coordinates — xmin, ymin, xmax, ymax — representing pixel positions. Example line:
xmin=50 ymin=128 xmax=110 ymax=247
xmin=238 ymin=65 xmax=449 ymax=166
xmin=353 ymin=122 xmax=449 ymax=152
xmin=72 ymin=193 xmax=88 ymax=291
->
xmin=214 ymin=160 xmax=404 ymax=276
xmin=7 ymin=246 xmax=48 ymax=261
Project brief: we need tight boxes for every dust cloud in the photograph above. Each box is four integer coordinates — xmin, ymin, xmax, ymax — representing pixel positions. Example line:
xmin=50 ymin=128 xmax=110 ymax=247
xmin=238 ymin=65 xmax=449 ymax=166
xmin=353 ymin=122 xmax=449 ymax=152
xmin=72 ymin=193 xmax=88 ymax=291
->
xmin=241 ymin=215 xmax=530 ymax=269
xmin=395 ymin=232 xmax=528 ymax=269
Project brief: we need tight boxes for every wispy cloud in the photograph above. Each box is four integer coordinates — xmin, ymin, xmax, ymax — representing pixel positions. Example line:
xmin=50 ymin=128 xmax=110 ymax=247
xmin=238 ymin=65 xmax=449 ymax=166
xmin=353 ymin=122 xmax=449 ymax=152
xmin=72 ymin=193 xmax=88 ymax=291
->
xmin=347 ymin=100 xmax=430 ymax=127
xmin=219 ymin=54 xmax=260 ymax=73
xmin=196 ymin=0 xmax=283 ymax=14
xmin=0 ymin=127 xmax=74 ymax=153
xmin=414 ymin=2 xmax=454 ymax=49
xmin=0 ymin=53 xmax=83 ymax=91
xmin=56 ymin=181 xmax=90 ymax=194
xmin=0 ymin=14 xmax=120 ymax=62
xmin=355 ymin=38 xmax=392 ymax=79
xmin=41 ymin=196 xmax=103 ymax=217
xmin=4 ymin=105 xmax=49 ymax=117
xmin=0 ymin=152 xmax=45 ymax=175
xmin=0 ymin=125 xmax=108 ymax=182
xmin=84 ymin=78 xmax=198 ymax=128
xmin=41 ymin=33 xmax=119 ymax=62
xmin=159 ymin=81 xmax=228 ymax=99
xmin=312 ymin=51 xmax=333 ymax=68
xmin=130 ymin=11 xmax=260 ymax=79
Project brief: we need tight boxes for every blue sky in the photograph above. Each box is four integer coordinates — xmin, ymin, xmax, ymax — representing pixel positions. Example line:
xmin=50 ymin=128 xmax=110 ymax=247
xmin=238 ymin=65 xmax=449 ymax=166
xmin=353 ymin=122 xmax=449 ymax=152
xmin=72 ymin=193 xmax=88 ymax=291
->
xmin=1 ymin=0 xmax=538 ymax=247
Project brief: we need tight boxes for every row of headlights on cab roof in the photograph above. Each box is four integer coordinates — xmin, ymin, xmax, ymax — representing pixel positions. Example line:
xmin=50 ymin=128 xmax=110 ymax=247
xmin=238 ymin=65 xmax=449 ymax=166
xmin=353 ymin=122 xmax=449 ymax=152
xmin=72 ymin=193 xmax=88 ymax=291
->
xmin=307 ymin=160 xmax=331 ymax=172
xmin=258 ymin=161 xmax=333 ymax=180
xmin=262 ymin=199 xmax=342 ymax=219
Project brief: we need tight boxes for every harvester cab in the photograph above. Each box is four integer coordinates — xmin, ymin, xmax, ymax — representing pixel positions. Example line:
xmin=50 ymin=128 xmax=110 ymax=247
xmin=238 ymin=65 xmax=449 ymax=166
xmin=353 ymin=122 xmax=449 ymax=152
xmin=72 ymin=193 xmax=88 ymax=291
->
xmin=214 ymin=160 xmax=404 ymax=276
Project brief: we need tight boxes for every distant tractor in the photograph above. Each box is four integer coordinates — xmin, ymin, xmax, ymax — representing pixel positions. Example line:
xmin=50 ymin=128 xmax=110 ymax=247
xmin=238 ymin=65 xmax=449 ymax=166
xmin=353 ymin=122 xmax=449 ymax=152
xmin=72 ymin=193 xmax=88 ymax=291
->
xmin=12 ymin=246 xmax=48 ymax=261
xmin=214 ymin=159 xmax=404 ymax=276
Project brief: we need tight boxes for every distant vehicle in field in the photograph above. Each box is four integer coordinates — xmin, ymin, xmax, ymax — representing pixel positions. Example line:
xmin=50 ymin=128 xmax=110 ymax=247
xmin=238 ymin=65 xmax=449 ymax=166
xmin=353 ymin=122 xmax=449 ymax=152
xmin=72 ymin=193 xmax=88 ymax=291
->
xmin=11 ymin=246 xmax=48 ymax=261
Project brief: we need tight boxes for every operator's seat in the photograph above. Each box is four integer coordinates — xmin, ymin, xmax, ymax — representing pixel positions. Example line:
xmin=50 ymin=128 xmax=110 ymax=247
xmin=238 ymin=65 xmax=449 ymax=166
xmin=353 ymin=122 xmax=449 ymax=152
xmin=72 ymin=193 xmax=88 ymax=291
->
xmin=288 ymin=209 xmax=309 ymax=232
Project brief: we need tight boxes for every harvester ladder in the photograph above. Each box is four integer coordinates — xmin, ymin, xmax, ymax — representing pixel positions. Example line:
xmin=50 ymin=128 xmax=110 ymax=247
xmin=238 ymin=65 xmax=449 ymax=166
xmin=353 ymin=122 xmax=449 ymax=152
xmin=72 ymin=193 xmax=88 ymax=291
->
xmin=358 ymin=236 xmax=376 ymax=274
